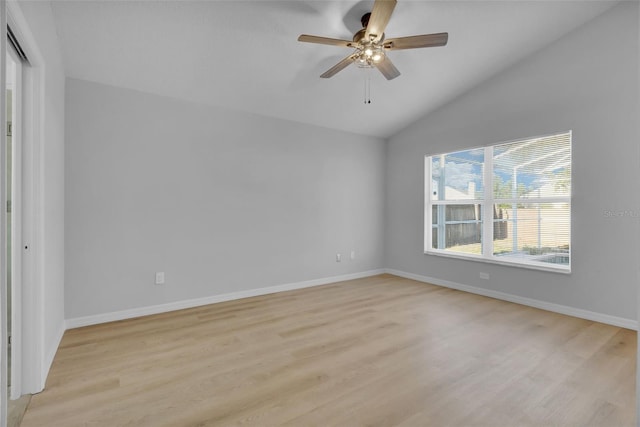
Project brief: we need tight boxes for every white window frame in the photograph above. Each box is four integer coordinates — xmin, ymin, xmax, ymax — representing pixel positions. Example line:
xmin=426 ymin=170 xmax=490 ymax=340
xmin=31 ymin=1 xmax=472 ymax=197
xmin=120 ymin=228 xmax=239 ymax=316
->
xmin=424 ymin=131 xmax=571 ymax=274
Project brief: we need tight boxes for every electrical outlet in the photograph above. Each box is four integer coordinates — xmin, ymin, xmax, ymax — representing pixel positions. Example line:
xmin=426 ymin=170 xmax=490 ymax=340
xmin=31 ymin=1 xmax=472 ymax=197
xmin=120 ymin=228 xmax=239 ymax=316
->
xmin=336 ymin=253 xmax=341 ymax=262
xmin=350 ymin=250 xmax=355 ymax=260
xmin=479 ymin=272 xmax=490 ymax=280
xmin=155 ymin=272 xmax=165 ymax=285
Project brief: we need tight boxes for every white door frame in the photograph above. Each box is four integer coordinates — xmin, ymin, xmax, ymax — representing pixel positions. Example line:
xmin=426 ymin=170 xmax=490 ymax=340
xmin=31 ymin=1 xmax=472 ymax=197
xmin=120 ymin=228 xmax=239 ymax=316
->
xmin=7 ymin=39 xmax=24 ymax=400
xmin=0 ymin=1 xmax=8 ymax=424
xmin=6 ymin=1 xmax=46 ymax=396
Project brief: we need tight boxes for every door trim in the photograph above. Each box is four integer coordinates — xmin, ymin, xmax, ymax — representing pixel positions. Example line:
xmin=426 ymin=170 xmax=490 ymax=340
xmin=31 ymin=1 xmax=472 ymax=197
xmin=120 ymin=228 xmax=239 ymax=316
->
xmin=7 ymin=39 xmax=24 ymax=400
xmin=6 ymin=1 xmax=46 ymax=395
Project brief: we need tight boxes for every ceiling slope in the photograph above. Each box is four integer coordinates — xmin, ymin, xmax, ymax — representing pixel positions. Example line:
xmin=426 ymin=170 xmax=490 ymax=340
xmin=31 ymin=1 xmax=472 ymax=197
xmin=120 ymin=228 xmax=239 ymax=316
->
xmin=50 ymin=0 xmax=617 ymax=138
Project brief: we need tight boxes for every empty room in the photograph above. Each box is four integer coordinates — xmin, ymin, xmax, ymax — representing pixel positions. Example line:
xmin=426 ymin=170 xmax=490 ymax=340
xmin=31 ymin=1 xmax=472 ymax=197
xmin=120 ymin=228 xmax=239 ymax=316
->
xmin=1 ymin=0 xmax=639 ymax=426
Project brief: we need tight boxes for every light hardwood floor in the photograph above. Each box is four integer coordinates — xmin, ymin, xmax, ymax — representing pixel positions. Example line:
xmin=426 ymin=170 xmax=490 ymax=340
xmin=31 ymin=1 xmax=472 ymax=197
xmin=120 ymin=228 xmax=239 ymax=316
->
xmin=21 ymin=274 xmax=636 ymax=426
xmin=8 ymin=394 xmax=31 ymax=427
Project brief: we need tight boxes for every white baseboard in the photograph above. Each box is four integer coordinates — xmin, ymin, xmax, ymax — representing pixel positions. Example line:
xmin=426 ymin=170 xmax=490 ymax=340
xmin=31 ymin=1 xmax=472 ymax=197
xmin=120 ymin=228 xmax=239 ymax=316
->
xmin=65 ymin=269 xmax=386 ymax=329
xmin=385 ymin=268 xmax=638 ymax=331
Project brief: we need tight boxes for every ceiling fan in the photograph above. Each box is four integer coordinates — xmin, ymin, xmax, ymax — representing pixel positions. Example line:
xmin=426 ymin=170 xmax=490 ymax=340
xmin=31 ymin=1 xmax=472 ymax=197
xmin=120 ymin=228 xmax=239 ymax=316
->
xmin=297 ymin=0 xmax=448 ymax=80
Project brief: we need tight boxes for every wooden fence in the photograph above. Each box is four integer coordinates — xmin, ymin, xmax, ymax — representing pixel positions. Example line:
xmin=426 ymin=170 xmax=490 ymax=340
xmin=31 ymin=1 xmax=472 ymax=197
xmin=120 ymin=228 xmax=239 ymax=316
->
xmin=432 ymin=204 xmax=570 ymax=251
xmin=432 ymin=205 xmax=507 ymax=248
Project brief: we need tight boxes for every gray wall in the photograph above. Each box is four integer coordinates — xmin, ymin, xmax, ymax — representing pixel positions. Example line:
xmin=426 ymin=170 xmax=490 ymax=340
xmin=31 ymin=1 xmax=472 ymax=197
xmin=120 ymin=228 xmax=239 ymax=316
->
xmin=65 ymin=79 xmax=386 ymax=319
xmin=385 ymin=2 xmax=639 ymax=321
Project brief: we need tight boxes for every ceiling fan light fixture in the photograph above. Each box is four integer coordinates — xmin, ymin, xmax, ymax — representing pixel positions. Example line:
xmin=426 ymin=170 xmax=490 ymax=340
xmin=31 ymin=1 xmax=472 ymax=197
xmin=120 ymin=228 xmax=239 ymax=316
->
xmin=356 ymin=57 xmax=371 ymax=68
xmin=357 ymin=44 xmax=384 ymax=67
xmin=372 ymin=49 xmax=385 ymax=63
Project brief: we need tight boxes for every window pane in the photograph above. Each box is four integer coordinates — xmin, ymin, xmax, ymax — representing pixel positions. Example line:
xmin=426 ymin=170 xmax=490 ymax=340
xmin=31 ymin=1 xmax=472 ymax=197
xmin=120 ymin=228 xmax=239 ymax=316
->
xmin=431 ymin=149 xmax=484 ymax=201
xmin=493 ymin=133 xmax=571 ymax=200
xmin=493 ymin=203 xmax=570 ymax=266
xmin=432 ymin=204 xmax=483 ymax=255
xmin=432 ymin=226 xmax=438 ymax=249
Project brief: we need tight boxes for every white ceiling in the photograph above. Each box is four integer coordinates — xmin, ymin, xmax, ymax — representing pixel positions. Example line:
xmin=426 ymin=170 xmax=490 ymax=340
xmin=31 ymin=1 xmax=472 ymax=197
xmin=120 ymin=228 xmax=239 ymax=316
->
xmin=50 ymin=0 xmax=616 ymax=138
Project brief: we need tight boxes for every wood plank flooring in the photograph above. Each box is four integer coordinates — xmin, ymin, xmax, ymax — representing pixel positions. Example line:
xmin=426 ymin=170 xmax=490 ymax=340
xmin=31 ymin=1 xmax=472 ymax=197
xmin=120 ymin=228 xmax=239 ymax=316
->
xmin=8 ymin=394 xmax=31 ymax=427
xmin=21 ymin=274 xmax=636 ymax=426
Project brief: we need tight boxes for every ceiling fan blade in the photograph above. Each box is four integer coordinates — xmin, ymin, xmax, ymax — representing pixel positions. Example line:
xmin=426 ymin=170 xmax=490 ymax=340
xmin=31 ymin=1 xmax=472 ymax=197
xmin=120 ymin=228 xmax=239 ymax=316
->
xmin=375 ymin=56 xmax=400 ymax=80
xmin=298 ymin=35 xmax=355 ymax=48
xmin=365 ymin=0 xmax=397 ymax=42
xmin=320 ymin=54 xmax=357 ymax=78
xmin=384 ymin=33 xmax=449 ymax=50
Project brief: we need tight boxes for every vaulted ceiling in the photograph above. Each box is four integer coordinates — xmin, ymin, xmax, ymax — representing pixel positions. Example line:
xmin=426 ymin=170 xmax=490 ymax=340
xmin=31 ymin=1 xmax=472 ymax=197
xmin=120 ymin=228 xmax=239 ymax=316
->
xmin=50 ymin=1 xmax=616 ymax=138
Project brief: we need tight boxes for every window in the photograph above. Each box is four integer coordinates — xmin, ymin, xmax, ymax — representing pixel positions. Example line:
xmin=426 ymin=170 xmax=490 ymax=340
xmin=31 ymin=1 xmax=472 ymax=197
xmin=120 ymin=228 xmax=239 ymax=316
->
xmin=425 ymin=131 xmax=571 ymax=272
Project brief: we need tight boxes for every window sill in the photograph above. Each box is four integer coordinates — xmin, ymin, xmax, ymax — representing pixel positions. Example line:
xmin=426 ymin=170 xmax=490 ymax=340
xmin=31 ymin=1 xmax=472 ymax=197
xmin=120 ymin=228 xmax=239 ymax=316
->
xmin=424 ymin=250 xmax=571 ymax=274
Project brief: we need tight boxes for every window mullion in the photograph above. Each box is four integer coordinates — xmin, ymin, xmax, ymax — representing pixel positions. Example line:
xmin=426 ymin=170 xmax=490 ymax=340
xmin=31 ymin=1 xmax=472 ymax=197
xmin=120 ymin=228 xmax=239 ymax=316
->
xmin=424 ymin=156 xmax=431 ymax=252
xmin=483 ymin=146 xmax=494 ymax=259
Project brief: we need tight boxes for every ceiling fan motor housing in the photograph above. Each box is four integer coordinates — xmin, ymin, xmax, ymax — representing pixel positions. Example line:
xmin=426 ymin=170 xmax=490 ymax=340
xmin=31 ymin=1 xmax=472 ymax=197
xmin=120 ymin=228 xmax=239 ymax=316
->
xmin=355 ymin=13 xmax=385 ymax=44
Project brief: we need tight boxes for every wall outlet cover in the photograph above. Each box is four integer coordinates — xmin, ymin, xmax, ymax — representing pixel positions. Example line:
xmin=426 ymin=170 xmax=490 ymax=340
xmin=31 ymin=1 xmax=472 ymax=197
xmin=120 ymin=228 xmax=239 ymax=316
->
xmin=155 ymin=272 xmax=165 ymax=285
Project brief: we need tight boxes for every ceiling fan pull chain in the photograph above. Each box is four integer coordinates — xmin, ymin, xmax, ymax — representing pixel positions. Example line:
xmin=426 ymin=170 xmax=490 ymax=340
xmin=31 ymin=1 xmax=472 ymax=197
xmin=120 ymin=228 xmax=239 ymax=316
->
xmin=364 ymin=70 xmax=372 ymax=104
xmin=363 ymin=74 xmax=367 ymax=104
